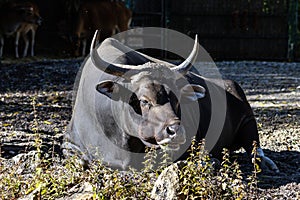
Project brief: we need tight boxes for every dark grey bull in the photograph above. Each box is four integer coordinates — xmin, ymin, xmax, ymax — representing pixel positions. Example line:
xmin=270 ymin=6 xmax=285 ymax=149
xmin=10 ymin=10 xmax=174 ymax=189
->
xmin=63 ymin=31 xmax=279 ymax=172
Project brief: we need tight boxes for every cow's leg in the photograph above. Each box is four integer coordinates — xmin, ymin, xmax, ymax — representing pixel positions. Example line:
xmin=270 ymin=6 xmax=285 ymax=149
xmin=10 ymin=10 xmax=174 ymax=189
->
xmin=0 ymin=36 xmax=4 ymax=58
xmin=15 ymin=32 xmax=20 ymax=58
xmin=81 ymin=38 xmax=87 ymax=57
xmin=30 ymin=30 xmax=36 ymax=57
xmin=74 ymin=39 xmax=81 ymax=57
xmin=238 ymin=118 xmax=279 ymax=173
xmin=22 ymin=32 xmax=29 ymax=57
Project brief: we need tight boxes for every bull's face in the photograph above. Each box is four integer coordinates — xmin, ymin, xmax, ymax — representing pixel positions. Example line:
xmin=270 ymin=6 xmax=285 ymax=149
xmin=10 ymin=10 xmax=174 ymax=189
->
xmin=135 ymin=78 xmax=184 ymax=150
xmin=91 ymin=30 xmax=204 ymax=150
xmin=96 ymin=65 xmax=206 ymax=150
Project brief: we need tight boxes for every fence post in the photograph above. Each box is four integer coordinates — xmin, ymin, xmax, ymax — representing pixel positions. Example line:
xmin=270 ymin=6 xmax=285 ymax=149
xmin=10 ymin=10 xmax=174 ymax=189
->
xmin=287 ymin=0 xmax=298 ymax=61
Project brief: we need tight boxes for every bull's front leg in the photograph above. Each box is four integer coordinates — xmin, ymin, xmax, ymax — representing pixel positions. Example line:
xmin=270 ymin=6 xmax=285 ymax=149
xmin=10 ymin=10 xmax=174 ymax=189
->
xmin=256 ymin=147 xmax=280 ymax=173
xmin=239 ymin=118 xmax=279 ymax=173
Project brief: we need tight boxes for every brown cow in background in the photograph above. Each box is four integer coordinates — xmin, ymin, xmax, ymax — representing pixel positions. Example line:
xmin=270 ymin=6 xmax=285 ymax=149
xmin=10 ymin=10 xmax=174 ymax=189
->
xmin=73 ymin=0 xmax=132 ymax=57
xmin=0 ymin=1 xmax=42 ymax=58
xmin=15 ymin=2 xmax=42 ymax=58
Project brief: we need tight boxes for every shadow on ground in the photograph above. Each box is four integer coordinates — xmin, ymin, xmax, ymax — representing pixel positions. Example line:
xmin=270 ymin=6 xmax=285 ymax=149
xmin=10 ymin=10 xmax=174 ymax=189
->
xmin=235 ymin=149 xmax=300 ymax=189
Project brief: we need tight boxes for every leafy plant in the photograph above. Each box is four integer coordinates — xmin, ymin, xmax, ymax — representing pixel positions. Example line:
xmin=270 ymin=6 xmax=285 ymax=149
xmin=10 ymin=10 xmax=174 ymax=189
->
xmin=0 ymin=98 xmax=263 ymax=199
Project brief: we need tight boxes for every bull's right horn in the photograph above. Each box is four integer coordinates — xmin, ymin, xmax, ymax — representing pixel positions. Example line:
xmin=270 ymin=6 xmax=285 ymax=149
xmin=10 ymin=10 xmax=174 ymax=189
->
xmin=90 ymin=30 xmax=143 ymax=78
xmin=90 ymin=30 xmax=133 ymax=77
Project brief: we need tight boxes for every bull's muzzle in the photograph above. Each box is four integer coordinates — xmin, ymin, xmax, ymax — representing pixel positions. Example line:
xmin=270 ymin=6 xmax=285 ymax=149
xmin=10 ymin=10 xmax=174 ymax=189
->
xmin=157 ymin=123 xmax=186 ymax=151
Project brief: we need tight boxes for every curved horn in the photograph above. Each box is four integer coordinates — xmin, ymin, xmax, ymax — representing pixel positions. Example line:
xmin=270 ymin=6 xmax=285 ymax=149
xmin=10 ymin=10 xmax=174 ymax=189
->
xmin=172 ymin=35 xmax=199 ymax=74
xmin=90 ymin=30 xmax=137 ymax=77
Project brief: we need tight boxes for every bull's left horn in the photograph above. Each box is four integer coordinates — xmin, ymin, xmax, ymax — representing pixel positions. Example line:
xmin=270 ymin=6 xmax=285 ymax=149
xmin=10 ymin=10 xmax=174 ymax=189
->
xmin=172 ymin=35 xmax=199 ymax=74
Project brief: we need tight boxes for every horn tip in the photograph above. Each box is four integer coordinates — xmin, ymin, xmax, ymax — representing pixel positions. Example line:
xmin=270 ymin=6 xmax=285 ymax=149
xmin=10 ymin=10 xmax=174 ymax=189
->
xmin=90 ymin=30 xmax=99 ymax=53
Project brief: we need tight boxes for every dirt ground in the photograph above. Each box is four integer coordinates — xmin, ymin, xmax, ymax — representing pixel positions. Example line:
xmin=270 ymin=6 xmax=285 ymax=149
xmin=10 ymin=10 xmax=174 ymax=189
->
xmin=0 ymin=59 xmax=299 ymax=199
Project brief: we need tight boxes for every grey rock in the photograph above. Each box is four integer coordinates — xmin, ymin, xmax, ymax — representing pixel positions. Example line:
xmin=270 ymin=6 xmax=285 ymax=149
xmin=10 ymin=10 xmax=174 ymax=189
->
xmin=151 ymin=161 xmax=186 ymax=200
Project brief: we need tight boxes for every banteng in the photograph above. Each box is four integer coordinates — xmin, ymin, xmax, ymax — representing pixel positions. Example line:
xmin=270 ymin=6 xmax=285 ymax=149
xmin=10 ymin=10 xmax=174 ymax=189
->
xmin=63 ymin=31 xmax=279 ymax=172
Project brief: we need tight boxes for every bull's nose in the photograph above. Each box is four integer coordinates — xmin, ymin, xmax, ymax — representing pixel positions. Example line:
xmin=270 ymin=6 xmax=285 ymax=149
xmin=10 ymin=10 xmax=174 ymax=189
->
xmin=166 ymin=124 xmax=180 ymax=136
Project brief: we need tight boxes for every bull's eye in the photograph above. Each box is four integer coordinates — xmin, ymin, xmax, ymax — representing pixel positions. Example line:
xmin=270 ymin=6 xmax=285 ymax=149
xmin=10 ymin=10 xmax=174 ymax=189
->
xmin=140 ymin=99 xmax=151 ymax=108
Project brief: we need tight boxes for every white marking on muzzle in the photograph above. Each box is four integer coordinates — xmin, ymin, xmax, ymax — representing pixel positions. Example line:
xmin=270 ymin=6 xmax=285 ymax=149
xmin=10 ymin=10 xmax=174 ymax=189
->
xmin=141 ymin=140 xmax=160 ymax=149
xmin=157 ymin=136 xmax=186 ymax=151
xmin=157 ymin=138 xmax=173 ymax=146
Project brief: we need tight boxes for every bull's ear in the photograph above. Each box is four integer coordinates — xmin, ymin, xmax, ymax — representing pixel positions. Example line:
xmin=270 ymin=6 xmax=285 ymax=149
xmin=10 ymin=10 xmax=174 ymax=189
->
xmin=96 ymin=80 xmax=132 ymax=101
xmin=181 ymin=84 xmax=206 ymax=101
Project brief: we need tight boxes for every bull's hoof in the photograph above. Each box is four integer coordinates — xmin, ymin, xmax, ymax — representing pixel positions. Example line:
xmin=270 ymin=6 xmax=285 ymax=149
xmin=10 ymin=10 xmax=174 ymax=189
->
xmin=257 ymin=148 xmax=280 ymax=173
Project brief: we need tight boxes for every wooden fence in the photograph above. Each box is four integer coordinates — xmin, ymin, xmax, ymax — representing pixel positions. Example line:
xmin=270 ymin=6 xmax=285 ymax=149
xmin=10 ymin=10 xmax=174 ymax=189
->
xmin=0 ymin=0 xmax=298 ymax=60
xmin=128 ymin=0 xmax=299 ymax=61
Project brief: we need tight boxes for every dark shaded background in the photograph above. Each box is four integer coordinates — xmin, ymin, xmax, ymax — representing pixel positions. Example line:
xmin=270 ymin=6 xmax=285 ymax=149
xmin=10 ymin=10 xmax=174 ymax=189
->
xmin=0 ymin=0 xmax=299 ymax=60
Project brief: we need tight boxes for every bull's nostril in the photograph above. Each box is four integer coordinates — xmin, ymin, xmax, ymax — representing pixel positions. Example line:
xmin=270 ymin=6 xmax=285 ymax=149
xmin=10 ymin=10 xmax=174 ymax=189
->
xmin=166 ymin=127 xmax=175 ymax=135
xmin=166 ymin=124 xmax=179 ymax=136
